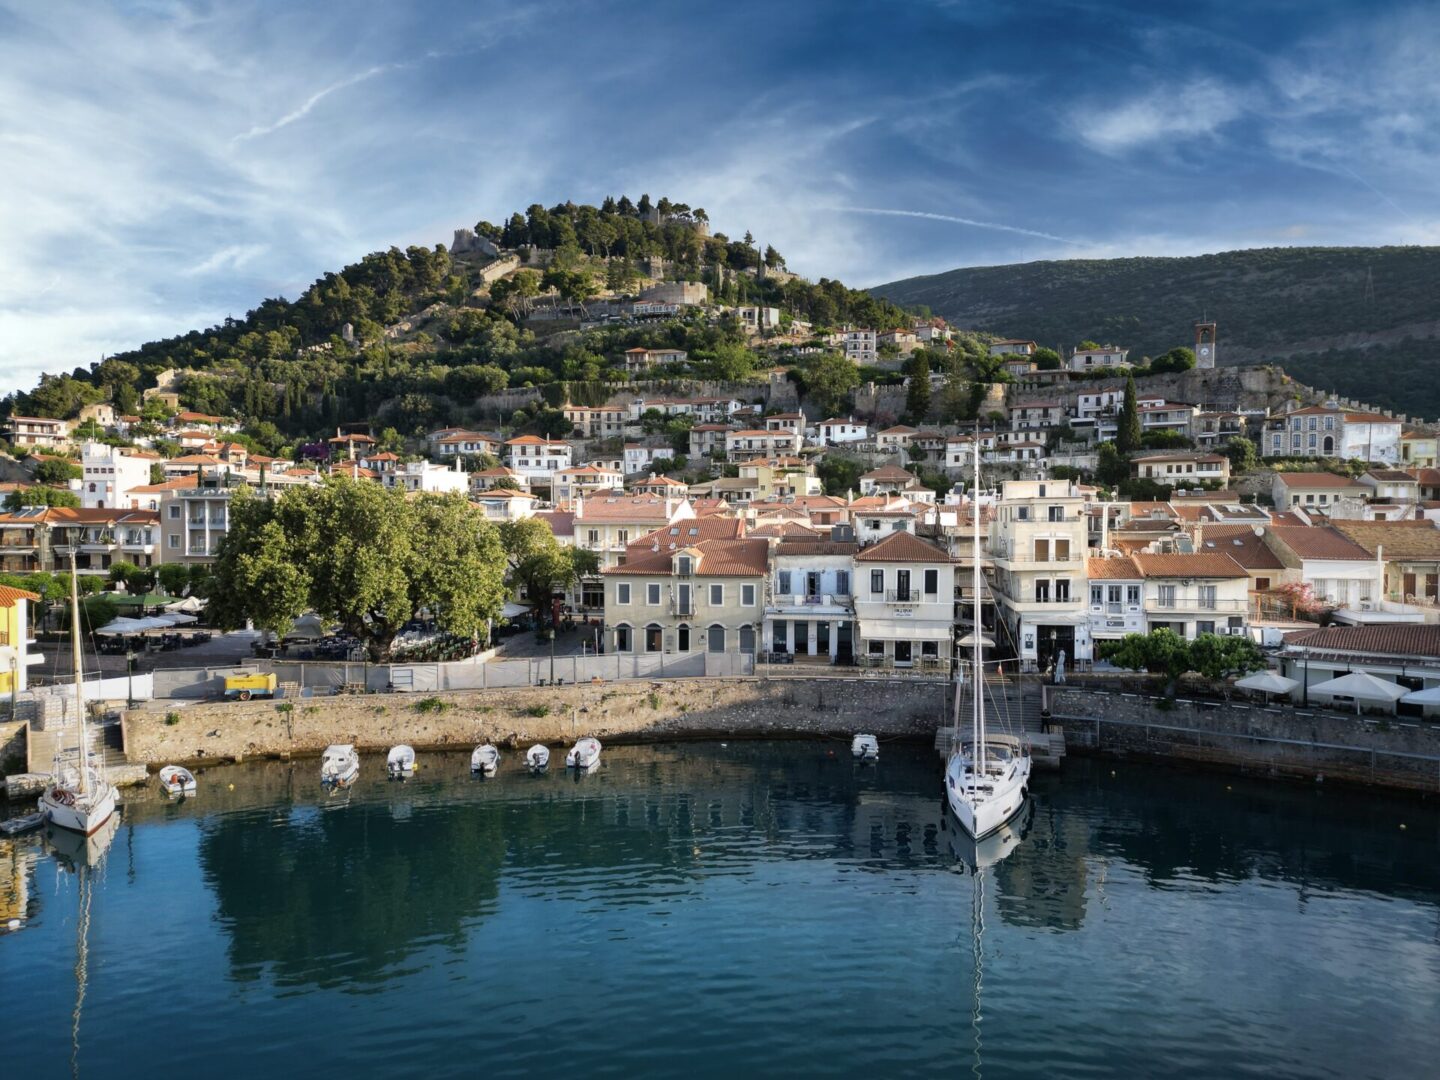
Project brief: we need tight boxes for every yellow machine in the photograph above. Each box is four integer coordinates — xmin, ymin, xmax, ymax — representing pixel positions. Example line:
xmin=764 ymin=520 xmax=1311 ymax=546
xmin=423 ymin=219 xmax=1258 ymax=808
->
xmin=223 ymin=672 xmax=277 ymax=701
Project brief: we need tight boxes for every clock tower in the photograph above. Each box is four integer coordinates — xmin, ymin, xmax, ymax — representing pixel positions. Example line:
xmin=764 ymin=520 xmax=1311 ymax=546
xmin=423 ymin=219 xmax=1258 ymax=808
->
xmin=1195 ymin=321 xmax=1217 ymax=369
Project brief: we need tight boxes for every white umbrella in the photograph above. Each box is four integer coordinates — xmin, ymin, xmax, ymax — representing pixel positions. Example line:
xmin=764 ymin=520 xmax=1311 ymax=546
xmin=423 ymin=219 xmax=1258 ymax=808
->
xmin=96 ymin=617 xmax=149 ymax=636
xmin=1235 ymin=670 xmax=1299 ymax=694
xmin=1308 ymin=671 xmax=1407 ymax=713
xmin=501 ymin=601 xmax=533 ymax=619
xmin=1400 ymin=685 xmax=1440 ymax=705
xmin=164 ymin=595 xmax=206 ymax=613
xmin=155 ymin=612 xmax=198 ymax=625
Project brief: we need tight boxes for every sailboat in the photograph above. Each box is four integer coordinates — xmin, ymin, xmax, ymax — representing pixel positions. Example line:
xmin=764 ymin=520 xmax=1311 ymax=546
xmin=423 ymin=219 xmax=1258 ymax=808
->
xmin=945 ymin=440 xmax=1031 ymax=839
xmin=39 ymin=551 xmax=119 ymax=837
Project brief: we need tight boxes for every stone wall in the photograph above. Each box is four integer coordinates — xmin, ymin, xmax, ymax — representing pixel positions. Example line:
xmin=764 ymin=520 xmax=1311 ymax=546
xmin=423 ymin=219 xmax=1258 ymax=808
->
xmin=123 ymin=678 xmax=947 ymax=767
xmin=1050 ymin=687 xmax=1440 ymax=793
xmin=0 ymin=719 xmax=24 ymax=774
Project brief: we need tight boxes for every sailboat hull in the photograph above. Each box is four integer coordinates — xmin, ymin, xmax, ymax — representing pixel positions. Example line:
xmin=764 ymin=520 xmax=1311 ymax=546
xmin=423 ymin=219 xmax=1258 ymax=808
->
xmin=40 ymin=784 xmax=118 ymax=837
xmin=945 ymin=753 xmax=1031 ymax=840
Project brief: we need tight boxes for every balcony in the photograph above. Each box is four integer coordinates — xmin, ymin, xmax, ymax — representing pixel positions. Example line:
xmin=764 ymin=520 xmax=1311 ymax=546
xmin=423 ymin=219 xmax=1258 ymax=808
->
xmin=768 ymin=592 xmax=853 ymax=611
xmin=881 ymin=590 xmax=942 ymax=604
xmin=1145 ymin=597 xmax=1247 ymax=613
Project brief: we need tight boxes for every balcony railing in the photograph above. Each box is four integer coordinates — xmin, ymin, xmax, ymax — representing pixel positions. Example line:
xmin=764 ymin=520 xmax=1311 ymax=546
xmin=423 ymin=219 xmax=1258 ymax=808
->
xmin=1145 ymin=597 xmax=1247 ymax=612
xmin=881 ymin=590 xmax=941 ymax=604
xmin=769 ymin=592 xmax=852 ymax=608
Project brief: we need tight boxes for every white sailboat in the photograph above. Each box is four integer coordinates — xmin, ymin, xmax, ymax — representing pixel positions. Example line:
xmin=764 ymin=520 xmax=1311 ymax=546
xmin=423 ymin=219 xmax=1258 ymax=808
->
xmin=945 ymin=440 xmax=1031 ymax=839
xmin=39 ymin=550 xmax=118 ymax=837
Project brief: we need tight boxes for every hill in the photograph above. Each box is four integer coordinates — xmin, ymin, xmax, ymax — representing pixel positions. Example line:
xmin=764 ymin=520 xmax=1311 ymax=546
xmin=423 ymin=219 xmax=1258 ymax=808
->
xmin=871 ymin=246 xmax=1440 ymax=419
xmin=0 ymin=195 xmax=913 ymax=449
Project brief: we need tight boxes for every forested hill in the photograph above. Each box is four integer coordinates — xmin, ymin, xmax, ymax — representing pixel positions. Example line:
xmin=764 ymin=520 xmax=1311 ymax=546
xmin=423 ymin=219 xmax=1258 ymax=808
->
xmin=2 ymin=194 xmax=913 ymax=445
xmin=872 ymin=246 xmax=1440 ymax=417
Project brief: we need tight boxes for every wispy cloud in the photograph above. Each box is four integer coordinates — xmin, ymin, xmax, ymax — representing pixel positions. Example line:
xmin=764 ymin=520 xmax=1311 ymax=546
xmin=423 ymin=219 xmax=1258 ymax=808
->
xmin=1072 ymin=79 xmax=1245 ymax=153
xmin=232 ymin=64 xmax=402 ymax=142
xmin=822 ymin=206 xmax=1086 ymax=246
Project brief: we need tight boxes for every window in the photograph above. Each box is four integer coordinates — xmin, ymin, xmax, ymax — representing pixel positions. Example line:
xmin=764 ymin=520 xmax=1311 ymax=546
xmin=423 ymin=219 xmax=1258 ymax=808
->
xmin=168 ymin=535 xmax=179 ymax=549
xmin=1158 ymin=584 xmax=1177 ymax=606
xmin=1034 ymin=580 xmax=1050 ymax=602
xmin=710 ymin=584 xmax=724 ymax=606
xmin=1055 ymin=538 xmax=1070 ymax=561
xmin=741 ymin=584 xmax=756 ymax=607
xmin=1048 ymin=506 xmax=1064 ymax=522
xmin=1033 ymin=538 xmax=1050 ymax=562
xmin=1255 ymin=577 xmax=1271 ymax=591
xmin=924 ymin=569 xmax=938 ymax=595
xmin=618 ymin=530 xmax=628 ymax=545
xmin=867 ymin=640 xmax=885 ymax=657
xmin=1016 ymin=506 xmax=1030 ymax=521
xmin=1199 ymin=585 xmax=1217 ymax=609
xmin=1055 ymin=579 xmax=1070 ymax=602
xmin=836 ymin=570 xmax=850 ymax=596
xmin=616 ymin=583 xmax=631 ymax=605
xmin=895 ymin=569 xmax=911 ymax=601
xmin=778 ymin=570 xmax=792 ymax=594
xmin=168 ymin=506 xmax=180 ymax=520
xmin=870 ymin=569 xmax=884 ymax=594
xmin=1197 ymin=620 xmax=1215 ymax=636
xmin=587 ymin=529 xmax=599 ymax=546
xmin=647 ymin=583 xmax=661 ymax=605
xmin=1090 ymin=585 xmax=1103 ymax=606
xmin=677 ymin=556 xmax=692 ymax=575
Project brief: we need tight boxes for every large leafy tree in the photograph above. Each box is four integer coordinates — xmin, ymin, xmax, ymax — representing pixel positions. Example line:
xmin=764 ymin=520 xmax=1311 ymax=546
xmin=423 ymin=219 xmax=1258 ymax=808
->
xmin=210 ymin=480 xmax=507 ymax=660
xmin=498 ymin=518 xmax=598 ymax=626
xmin=1100 ymin=629 xmax=1265 ymax=696
xmin=800 ymin=353 xmax=860 ymax=417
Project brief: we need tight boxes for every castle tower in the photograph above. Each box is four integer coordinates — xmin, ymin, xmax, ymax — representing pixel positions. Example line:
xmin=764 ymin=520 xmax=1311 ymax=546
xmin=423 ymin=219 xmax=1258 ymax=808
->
xmin=1195 ymin=321 xmax=1217 ymax=369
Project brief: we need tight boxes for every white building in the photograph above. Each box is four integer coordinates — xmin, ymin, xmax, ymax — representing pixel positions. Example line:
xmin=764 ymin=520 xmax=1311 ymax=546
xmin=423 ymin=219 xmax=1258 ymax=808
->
xmin=1263 ymin=405 xmax=1404 ymax=464
xmin=852 ymin=531 xmax=957 ymax=669
xmin=389 ymin=460 xmax=469 ymax=494
xmin=836 ymin=329 xmax=876 ymax=365
xmin=1066 ymin=346 xmax=1130 ymax=372
xmin=80 ymin=442 xmax=153 ymax=510
xmin=763 ymin=528 xmax=859 ymax=664
xmin=815 ymin=418 xmax=868 ymax=445
xmin=505 ymin=436 xmax=573 ymax=482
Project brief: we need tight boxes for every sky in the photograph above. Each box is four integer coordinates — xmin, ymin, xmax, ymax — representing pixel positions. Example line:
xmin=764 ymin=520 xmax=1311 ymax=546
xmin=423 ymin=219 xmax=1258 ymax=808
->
xmin=3 ymin=0 xmax=1439 ymax=394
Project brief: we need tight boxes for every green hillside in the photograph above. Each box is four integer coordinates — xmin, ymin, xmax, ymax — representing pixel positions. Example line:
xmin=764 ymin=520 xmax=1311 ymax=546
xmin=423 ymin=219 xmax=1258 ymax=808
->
xmin=872 ymin=246 xmax=1440 ymax=418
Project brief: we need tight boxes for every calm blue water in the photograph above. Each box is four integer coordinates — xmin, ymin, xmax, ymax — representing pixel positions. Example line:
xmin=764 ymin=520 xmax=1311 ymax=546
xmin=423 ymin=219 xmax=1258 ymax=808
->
xmin=3 ymin=742 xmax=1439 ymax=1079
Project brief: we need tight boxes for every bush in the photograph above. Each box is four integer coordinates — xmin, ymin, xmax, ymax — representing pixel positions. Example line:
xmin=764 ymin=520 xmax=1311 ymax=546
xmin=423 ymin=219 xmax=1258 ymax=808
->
xmin=523 ymin=703 xmax=551 ymax=718
xmin=164 ymin=711 xmax=181 ymax=726
xmin=414 ymin=696 xmax=451 ymax=714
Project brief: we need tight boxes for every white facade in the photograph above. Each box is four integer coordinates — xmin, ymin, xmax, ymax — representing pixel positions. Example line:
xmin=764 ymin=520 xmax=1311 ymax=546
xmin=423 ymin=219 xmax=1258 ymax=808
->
xmin=1066 ymin=346 xmax=1130 ymax=372
xmin=816 ymin=419 xmax=868 ymax=445
xmin=506 ymin=438 xmax=573 ymax=481
xmin=80 ymin=442 xmax=152 ymax=510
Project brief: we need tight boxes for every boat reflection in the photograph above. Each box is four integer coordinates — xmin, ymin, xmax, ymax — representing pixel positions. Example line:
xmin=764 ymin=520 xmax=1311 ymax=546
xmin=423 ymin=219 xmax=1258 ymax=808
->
xmin=947 ymin=796 xmax=1033 ymax=873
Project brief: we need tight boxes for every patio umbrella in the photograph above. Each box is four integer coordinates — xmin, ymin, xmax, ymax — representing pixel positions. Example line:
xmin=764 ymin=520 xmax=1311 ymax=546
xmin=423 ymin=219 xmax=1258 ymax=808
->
xmin=154 ymin=612 xmax=198 ymax=625
xmin=501 ymin=602 xmax=533 ymax=619
xmin=1400 ymin=685 xmax=1440 ymax=705
xmin=1235 ymin=670 xmax=1299 ymax=694
xmin=1308 ymin=671 xmax=1408 ymax=713
xmin=164 ymin=596 xmax=206 ymax=614
xmin=96 ymin=616 xmax=149 ymax=636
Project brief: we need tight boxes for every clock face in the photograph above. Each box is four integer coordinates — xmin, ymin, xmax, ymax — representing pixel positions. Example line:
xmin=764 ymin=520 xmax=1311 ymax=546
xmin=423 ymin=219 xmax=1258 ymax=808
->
xmin=1199 ymin=346 xmax=1210 ymax=356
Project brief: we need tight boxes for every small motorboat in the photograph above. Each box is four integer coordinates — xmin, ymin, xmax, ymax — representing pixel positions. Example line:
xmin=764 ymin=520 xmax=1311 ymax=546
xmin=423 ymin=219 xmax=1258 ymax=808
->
xmin=565 ymin=737 xmax=601 ymax=770
xmin=471 ymin=744 xmax=501 ymax=776
xmin=525 ymin=744 xmax=550 ymax=772
xmin=0 ymin=812 xmax=45 ymax=836
xmin=386 ymin=744 xmax=416 ymax=780
xmin=851 ymin=734 xmax=880 ymax=762
xmin=320 ymin=744 xmax=360 ymax=789
xmin=158 ymin=765 xmax=197 ymax=797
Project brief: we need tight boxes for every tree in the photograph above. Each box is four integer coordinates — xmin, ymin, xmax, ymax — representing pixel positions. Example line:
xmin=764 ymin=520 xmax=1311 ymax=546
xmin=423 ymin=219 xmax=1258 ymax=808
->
xmin=1032 ymin=347 xmax=1062 ymax=371
xmin=816 ymin=455 xmax=864 ymax=497
xmin=1150 ymin=347 xmax=1196 ymax=374
xmin=801 ymin=353 xmax=860 ymax=417
xmin=499 ymin=517 xmax=591 ymax=626
xmin=34 ymin=458 xmax=81 ymax=485
xmin=704 ymin=342 xmax=756 ymax=382
xmin=1223 ymin=436 xmax=1258 ymax=474
xmin=905 ymin=355 xmax=931 ymax=422
xmin=157 ymin=562 xmax=194 ymax=596
xmin=1116 ymin=373 xmax=1142 ymax=453
xmin=209 ymin=481 xmax=506 ymax=660
xmin=1099 ymin=629 xmax=1264 ymax=697
xmin=3 ymin=486 xmax=79 ymax=510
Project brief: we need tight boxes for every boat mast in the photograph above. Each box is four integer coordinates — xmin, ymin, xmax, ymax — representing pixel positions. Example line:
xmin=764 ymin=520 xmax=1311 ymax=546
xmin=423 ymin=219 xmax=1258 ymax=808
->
xmin=69 ymin=547 xmax=87 ymax=795
xmin=972 ymin=433 xmax=984 ymax=770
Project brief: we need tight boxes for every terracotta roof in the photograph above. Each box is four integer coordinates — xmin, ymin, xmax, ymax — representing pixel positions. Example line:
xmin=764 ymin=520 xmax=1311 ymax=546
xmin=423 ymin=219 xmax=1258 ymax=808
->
xmin=0 ymin=584 xmax=42 ymax=605
xmin=532 ymin=510 xmax=575 ymax=537
xmin=1087 ymin=556 xmax=1140 ymax=579
xmin=506 ymin=435 xmax=568 ymax=446
xmin=1330 ymin=520 xmax=1440 ymax=560
xmin=574 ymin=494 xmax=683 ymax=522
xmin=749 ymin=521 xmax=821 ymax=538
xmin=1267 ymin=525 xmax=1373 ymax=561
xmin=877 ymin=425 xmax=918 ymax=434
xmin=1198 ymin=525 xmax=1285 ymax=570
xmin=861 ymin=465 xmax=918 ymax=482
xmin=1274 ymin=472 xmax=1366 ymax=489
xmin=1365 ymin=469 xmax=1418 ymax=483
xmin=1283 ymin=624 xmax=1440 ymax=660
xmin=854 ymin=531 xmax=954 ymax=563
xmin=605 ymin=537 xmax=768 ymax=577
xmin=1131 ymin=552 xmax=1248 ymax=578
xmin=632 ymin=517 xmax=746 ymax=550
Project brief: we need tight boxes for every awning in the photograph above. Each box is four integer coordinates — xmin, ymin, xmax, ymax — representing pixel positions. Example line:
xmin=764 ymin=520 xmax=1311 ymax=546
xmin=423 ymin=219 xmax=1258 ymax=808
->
xmin=500 ymin=601 xmax=533 ymax=619
xmin=858 ymin=619 xmax=953 ymax=641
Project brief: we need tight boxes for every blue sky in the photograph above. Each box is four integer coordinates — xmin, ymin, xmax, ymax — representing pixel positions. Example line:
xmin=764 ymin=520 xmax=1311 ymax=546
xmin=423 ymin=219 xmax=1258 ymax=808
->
xmin=3 ymin=0 xmax=1439 ymax=393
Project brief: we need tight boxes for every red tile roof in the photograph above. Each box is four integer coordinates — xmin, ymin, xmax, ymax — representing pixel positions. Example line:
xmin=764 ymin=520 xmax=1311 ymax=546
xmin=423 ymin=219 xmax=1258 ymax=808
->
xmin=1131 ymin=552 xmax=1248 ymax=578
xmin=1267 ymin=525 xmax=1373 ymax=561
xmin=1284 ymin=624 xmax=1440 ymax=659
xmin=854 ymin=531 xmax=953 ymax=563
xmin=605 ymin=536 xmax=768 ymax=576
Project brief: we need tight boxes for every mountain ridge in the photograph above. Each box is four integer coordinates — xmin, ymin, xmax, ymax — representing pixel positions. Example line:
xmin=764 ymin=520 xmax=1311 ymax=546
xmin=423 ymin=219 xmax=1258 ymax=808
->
xmin=870 ymin=245 xmax=1440 ymax=417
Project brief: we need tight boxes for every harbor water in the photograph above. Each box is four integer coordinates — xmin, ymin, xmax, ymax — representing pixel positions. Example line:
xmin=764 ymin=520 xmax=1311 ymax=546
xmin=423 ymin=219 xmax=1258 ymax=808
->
xmin=3 ymin=741 xmax=1439 ymax=1078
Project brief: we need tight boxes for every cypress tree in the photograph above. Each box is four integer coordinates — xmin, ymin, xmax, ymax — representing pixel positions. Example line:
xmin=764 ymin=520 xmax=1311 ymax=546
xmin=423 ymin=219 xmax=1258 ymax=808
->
xmin=1116 ymin=372 xmax=1141 ymax=452
xmin=905 ymin=354 xmax=931 ymax=422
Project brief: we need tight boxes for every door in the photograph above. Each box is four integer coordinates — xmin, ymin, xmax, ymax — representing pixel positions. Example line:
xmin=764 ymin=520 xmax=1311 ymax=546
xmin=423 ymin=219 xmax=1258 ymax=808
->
xmin=896 ymin=569 xmax=911 ymax=601
xmin=836 ymin=621 xmax=854 ymax=663
xmin=894 ymin=641 xmax=913 ymax=665
xmin=1403 ymin=573 xmax=1417 ymax=599
xmin=707 ymin=625 xmax=726 ymax=652
xmin=816 ymin=621 xmax=831 ymax=658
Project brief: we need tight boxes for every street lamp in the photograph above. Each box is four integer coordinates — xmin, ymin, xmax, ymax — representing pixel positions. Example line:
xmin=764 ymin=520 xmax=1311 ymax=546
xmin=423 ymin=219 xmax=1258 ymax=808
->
xmin=126 ymin=649 xmax=137 ymax=708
